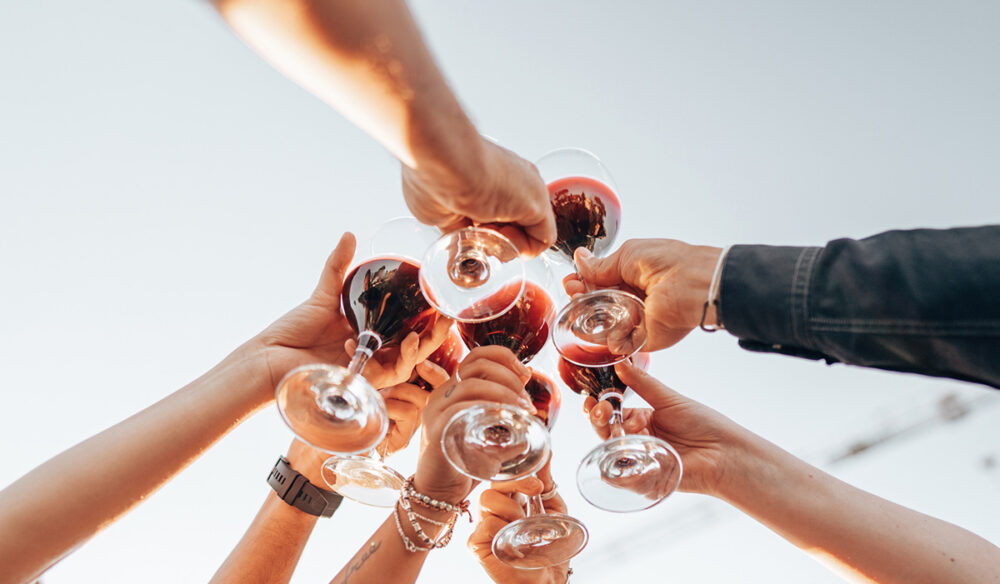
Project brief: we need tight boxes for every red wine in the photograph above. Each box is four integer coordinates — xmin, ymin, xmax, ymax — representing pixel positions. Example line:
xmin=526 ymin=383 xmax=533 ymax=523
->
xmin=458 ymin=281 xmax=555 ymax=364
xmin=557 ymin=353 xmax=650 ymax=401
xmin=341 ymin=257 xmax=439 ymax=348
xmin=525 ymin=370 xmax=561 ymax=430
xmin=548 ymin=176 xmax=621 ymax=262
xmin=413 ymin=330 xmax=464 ymax=392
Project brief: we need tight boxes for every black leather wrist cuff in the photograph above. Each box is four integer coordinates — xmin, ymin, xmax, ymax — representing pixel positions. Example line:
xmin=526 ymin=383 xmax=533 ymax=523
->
xmin=267 ymin=456 xmax=343 ymax=517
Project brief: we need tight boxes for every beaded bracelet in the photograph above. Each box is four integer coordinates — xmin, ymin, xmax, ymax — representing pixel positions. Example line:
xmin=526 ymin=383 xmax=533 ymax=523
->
xmin=402 ymin=475 xmax=472 ymax=521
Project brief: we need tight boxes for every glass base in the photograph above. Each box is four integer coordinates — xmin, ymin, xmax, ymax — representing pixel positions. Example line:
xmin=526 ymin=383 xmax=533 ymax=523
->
xmin=322 ymin=455 xmax=405 ymax=508
xmin=553 ymin=289 xmax=646 ymax=366
xmin=420 ymin=227 xmax=525 ymax=323
xmin=275 ymin=364 xmax=388 ymax=455
xmin=492 ymin=513 xmax=589 ymax=569
xmin=577 ymin=434 xmax=683 ymax=513
xmin=441 ymin=404 xmax=550 ymax=481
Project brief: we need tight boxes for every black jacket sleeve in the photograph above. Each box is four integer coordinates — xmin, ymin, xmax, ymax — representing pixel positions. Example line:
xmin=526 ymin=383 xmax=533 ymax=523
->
xmin=718 ymin=225 xmax=1000 ymax=389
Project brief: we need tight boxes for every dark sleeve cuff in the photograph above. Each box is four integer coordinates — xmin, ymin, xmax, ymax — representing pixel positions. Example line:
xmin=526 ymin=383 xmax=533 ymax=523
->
xmin=718 ymin=244 xmax=824 ymax=348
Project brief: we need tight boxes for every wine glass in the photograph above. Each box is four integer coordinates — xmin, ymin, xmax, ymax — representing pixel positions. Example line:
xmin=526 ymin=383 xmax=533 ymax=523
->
xmin=536 ymin=148 xmax=647 ymax=367
xmin=277 ymin=255 xmax=440 ymax=507
xmin=491 ymin=370 xmax=589 ymax=568
xmin=558 ymin=354 xmax=683 ymax=513
xmin=372 ymin=217 xmax=527 ymax=323
xmin=440 ymin=261 xmax=555 ymax=482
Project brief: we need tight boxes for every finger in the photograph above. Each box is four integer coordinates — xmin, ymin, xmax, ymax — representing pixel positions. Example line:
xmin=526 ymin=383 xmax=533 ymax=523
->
xmin=457 ymin=359 xmax=530 ymax=402
xmin=489 ymin=476 xmax=543 ymax=497
xmin=563 ymin=273 xmax=587 ymax=297
xmin=380 ymin=383 xmax=432 ymax=409
xmin=479 ymin=489 xmax=528 ymax=523
xmin=589 ymin=400 xmax=613 ymax=440
xmin=574 ymin=246 xmax=628 ymax=289
xmin=461 ymin=346 xmax=531 ymax=382
xmin=583 ymin=396 xmax=597 ymax=414
xmin=442 ymin=383 xmax=536 ymax=413
xmin=383 ymin=400 xmax=420 ymax=450
xmin=392 ymin=331 xmax=422 ymax=380
xmin=313 ymin=233 xmax=356 ymax=302
xmin=521 ymin=212 xmax=557 ymax=257
xmin=415 ymin=317 xmax=454 ymax=362
xmin=535 ymin=460 xmax=554 ymax=491
xmin=467 ymin=515 xmax=507 ymax=558
xmin=415 ymin=360 xmax=449 ymax=390
xmin=615 ymin=361 xmax=686 ymax=410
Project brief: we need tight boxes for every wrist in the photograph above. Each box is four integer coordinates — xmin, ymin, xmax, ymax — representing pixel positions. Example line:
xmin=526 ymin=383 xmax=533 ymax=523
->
xmin=708 ymin=430 xmax=786 ymax=503
xmin=209 ymin=339 xmax=275 ymax=407
xmin=684 ymin=244 xmax=724 ymax=328
xmin=412 ymin=464 xmax=471 ymax=505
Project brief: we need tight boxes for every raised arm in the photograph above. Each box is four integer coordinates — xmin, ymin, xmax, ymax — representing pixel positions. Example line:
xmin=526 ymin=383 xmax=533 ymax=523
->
xmin=0 ymin=233 xmax=447 ymax=584
xmin=210 ymin=440 xmax=332 ymax=584
xmin=585 ymin=363 xmax=1000 ymax=584
xmin=210 ymin=0 xmax=555 ymax=255
xmin=328 ymin=346 xmax=537 ymax=584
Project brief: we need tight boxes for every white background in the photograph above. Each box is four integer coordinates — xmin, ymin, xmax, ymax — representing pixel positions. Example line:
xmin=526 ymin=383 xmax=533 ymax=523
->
xmin=1 ymin=1 xmax=998 ymax=582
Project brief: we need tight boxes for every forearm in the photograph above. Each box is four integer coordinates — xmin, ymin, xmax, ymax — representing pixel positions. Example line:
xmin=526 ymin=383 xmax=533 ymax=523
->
xmin=720 ymin=225 xmax=1000 ymax=388
xmin=0 ymin=343 xmax=272 ymax=584
xmin=211 ymin=493 xmax=319 ymax=584
xmin=212 ymin=0 xmax=481 ymax=170
xmin=717 ymin=436 xmax=1000 ymax=584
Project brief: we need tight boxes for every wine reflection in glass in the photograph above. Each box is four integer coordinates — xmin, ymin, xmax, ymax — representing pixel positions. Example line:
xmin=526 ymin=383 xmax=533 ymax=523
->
xmin=278 ymin=255 xmax=440 ymax=507
xmin=537 ymin=147 xmax=647 ymax=367
xmin=491 ymin=370 xmax=589 ymax=568
xmin=558 ymin=353 xmax=683 ymax=513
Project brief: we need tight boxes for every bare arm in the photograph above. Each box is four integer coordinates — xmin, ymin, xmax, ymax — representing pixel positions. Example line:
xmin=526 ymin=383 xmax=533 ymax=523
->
xmin=0 ymin=233 xmax=443 ymax=584
xmin=588 ymin=363 xmax=1000 ymax=584
xmin=210 ymin=441 xmax=330 ymax=584
xmin=718 ymin=437 xmax=1000 ymax=584
xmin=210 ymin=0 xmax=556 ymax=255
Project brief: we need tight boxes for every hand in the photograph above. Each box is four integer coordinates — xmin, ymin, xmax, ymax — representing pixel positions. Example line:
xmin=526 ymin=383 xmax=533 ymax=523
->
xmin=254 ymin=232 xmax=452 ymax=393
xmin=413 ymin=346 xmax=534 ymax=503
xmin=584 ymin=361 xmax=753 ymax=496
xmin=402 ymin=137 xmax=557 ymax=257
xmin=373 ymin=360 xmax=450 ymax=456
xmin=468 ymin=469 xmax=571 ymax=584
xmin=564 ymin=240 xmax=723 ymax=351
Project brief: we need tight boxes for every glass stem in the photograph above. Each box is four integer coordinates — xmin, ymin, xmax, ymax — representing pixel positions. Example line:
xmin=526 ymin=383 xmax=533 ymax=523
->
xmin=600 ymin=390 xmax=626 ymax=438
xmin=348 ymin=331 xmax=382 ymax=376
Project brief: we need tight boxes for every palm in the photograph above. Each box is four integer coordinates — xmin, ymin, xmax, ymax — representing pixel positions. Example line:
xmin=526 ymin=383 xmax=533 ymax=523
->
xmin=262 ymin=299 xmax=353 ymax=386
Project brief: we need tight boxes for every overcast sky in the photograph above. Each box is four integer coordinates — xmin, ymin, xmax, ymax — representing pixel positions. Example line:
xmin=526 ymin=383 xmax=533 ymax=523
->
xmin=1 ymin=1 xmax=998 ymax=582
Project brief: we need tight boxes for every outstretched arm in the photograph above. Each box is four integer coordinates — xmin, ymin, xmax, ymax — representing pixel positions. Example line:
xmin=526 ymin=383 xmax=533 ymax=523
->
xmin=0 ymin=233 xmax=446 ymax=584
xmin=586 ymin=363 xmax=1000 ymax=584
xmin=211 ymin=0 xmax=555 ymax=255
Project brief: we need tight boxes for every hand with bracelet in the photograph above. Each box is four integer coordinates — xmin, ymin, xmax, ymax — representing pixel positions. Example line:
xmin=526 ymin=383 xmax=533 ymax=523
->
xmin=329 ymin=345 xmax=537 ymax=584
xmin=469 ymin=463 xmax=572 ymax=584
xmin=583 ymin=362 xmax=1000 ymax=583
xmin=0 ymin=232 xmax=450 ymax=584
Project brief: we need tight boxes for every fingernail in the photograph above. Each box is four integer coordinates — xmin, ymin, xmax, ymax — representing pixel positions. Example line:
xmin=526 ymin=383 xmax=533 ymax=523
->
xmin=577 ymin=248 xmax=593 ymax=260
xmin=520 ymin=398 xmax=537 ymax=414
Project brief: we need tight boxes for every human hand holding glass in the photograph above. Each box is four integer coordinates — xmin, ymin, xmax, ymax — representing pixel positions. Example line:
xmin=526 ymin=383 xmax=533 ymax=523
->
xmin=535 ymin=147 xmax=647 ymax=367
xmin=273 ymin=240 xmax=453 ymax=505
xmin=469 ymin=472 xmax=574 ymax=584
xmin=559 ymin=354 xmax=683 ymax=512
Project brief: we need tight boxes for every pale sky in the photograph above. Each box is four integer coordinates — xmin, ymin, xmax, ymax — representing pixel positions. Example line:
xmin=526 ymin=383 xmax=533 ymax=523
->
xmin=1 ymin=1 xmax=999 ymax=583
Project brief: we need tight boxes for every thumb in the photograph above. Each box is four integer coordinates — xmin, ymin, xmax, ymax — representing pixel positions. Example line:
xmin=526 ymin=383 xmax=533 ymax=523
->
xmin=313 ymin=232 xmax=356 ymax=301
xmin=614 ymin=360 xmax=685 ymax=411
xmin=574 ymin=247 xmax=626 ymax=288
